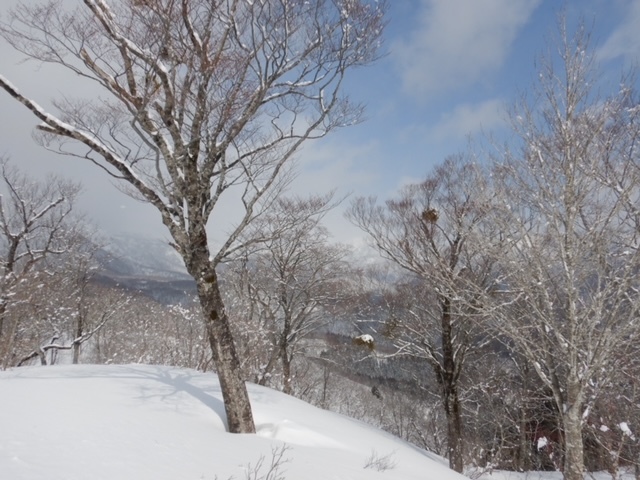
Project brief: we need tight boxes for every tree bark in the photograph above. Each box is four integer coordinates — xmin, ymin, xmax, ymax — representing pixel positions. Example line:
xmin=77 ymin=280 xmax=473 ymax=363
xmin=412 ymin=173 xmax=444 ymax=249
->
xmin=256 ymin=348 xmax=281 ymax=387
xmin=443 ymin=384 xmax=464 ymax=473
xmin=196 ymin=270 xmax=255 ymax=434
xmin=0 ymin=301 xmax=7 ymax=366
xmin=282 ymin=352 xmax=292 ymax=395
xmin=517 ymin=406 xmax=531 ymax=471
xmin=562 ymin=381 xmax=585 ymax=480
xmin=439 ymin=295 xmax=465 ymax=473
xmin=72 ymin=312 xmax=84 ymax=364
xmin=0 ymin=304 xmax=4 ymax=339
xmin=0 ymin=302 xmax=18 ymax=369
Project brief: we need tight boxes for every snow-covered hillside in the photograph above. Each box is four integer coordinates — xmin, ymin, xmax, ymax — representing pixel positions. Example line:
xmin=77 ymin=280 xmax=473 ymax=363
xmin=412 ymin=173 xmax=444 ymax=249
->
xmin=0 ymin=364 xmax=465 ymax=480
xmin=100 ymin=234 xmax=189 ymax=279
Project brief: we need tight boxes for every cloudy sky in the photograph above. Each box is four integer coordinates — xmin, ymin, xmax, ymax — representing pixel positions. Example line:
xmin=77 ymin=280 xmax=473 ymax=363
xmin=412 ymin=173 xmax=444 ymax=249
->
xmin=1 ymin=0 xmax=639 ymax=248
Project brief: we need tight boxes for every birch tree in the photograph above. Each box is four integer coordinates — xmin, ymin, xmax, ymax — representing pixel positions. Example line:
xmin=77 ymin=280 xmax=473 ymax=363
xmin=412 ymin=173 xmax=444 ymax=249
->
xmin=484 ymin=24 xmax=640 ymax=480
xmin=0 ymin=0 xmax=384 ymax=433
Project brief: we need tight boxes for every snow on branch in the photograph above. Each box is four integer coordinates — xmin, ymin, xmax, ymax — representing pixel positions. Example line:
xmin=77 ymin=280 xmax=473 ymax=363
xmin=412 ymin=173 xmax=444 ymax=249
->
xmin=0 ymin=74 xmax=168 ymax=216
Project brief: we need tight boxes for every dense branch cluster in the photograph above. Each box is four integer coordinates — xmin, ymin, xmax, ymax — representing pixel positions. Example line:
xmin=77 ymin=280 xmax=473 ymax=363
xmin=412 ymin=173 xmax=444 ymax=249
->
xmin=0 ymin=0 xmax=384 ymax=270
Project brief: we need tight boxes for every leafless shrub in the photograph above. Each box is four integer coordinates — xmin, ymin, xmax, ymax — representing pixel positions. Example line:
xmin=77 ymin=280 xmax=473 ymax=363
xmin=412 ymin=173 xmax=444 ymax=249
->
xmin=243 ymin=445 xmax=291 ymax=480
xmin=214 ymin=445 xmax=291 ymax=480
xmin=363 ymin=449 xmax=397 ymax=472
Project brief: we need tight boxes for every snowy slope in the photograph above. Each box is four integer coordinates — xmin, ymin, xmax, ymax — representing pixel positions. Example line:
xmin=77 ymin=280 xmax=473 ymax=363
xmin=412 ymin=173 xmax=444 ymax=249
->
xmin=0 ymin=364 xmax=466 ymax=480
xmin=100 ymin=234 xmax=189 ymax=279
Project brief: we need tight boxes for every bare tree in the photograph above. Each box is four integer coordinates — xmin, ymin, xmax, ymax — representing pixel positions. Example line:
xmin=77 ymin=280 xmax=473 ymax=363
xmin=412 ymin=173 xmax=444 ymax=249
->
xmin=483 ymin=23 xmax=640 ymax=480
xmin=347 ymin=155 xmax=498 ymax=472
xmin=226 ymin=193 xmax=351 ymax=394
xmin=0 ymin=0 xmax=385 ymax=433
xmin=583 ymin=352 xmax=640 ymax=478
xmin=0 ymin=157 xmax=84 ymax=368
xmin=25 ymin=227 xmax=108 ymax=366
xmin=68 ymin=247 xmax=103 ymax=365
xmin=14 ymin=278 xmax=127 ymax=367
xmin=89 ymin=292 xmax=209 ymax=369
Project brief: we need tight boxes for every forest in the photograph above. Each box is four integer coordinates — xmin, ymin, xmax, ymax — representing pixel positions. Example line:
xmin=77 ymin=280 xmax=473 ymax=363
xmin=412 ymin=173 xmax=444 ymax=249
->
xmin=0 ymin=2 xmax=639 ymax=480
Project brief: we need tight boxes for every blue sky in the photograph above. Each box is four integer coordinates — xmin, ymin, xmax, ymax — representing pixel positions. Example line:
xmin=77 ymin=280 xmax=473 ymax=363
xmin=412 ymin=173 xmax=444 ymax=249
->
xmin=1 ymin=0 xmax=639 ymax=248
xmin=288 ymin=0 xmax=640 ymax=246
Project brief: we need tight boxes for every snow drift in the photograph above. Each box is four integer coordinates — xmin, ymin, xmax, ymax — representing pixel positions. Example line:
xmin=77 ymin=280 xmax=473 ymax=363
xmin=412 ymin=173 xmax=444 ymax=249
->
xmin=0 ymin=364 xmax=466 ymax=480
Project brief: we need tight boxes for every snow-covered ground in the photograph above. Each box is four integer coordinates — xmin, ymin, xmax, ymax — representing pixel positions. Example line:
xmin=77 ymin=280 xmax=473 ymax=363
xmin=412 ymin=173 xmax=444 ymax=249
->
xmin=476 ymin=472 xmax=635 ymax=480
xmin=2 ymin=364 xmax=635 ymax=480
xmin=0 ymin=364 xmax=465 ymax=480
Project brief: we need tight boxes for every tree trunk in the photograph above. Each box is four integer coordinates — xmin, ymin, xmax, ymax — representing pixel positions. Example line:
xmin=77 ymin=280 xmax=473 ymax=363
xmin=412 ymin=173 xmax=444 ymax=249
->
xmin=439 ymin=295 xmax=465 ymax=473
xmin=72 ymin=313 xmax=84 ymax=364
xmin=0 ymin=301 xmax=18 ymax=369
xmin=282 ymin=351 xmax=292 ymax=395
xmin=321 ymin=366 xmax=331 ymax=409
xmin=443 ymin=385 xmax=464 ymax=473
xmin=0 ymin=305 xmax=4 ymax=339
xmin=256 ymin=348 xmax=281 ymax=387
xmin=196 ymin=271 xmax=255 ymax=434
xmin=0 ymin=301 xmax=7 ymax=367
xmin=517 ymin=405 xmax=531 ymax=471
xmin=562 ymin=382 xmax=585 ymax=480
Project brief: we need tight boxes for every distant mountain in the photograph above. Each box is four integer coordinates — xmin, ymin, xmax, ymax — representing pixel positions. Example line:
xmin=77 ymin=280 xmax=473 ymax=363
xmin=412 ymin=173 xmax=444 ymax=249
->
xmin=98 ymin=234 xmax=190 ymax=279
xmin=95 ymin=234 xmax=195 ymax=305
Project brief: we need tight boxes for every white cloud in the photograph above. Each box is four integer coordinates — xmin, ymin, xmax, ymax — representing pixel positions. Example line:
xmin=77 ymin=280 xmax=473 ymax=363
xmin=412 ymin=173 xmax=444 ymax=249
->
xmin=597 ymin=0 xmax=640 ymax=62
xmin=394 ymin=0 xmax=541 ymax=99
xmin=289 ymin=139 xmax=383 ymax=245
xmin=430 ymin=98 xmax=507 ymax=141
xmin=294 ymin=139 xmax=381 ymax=196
